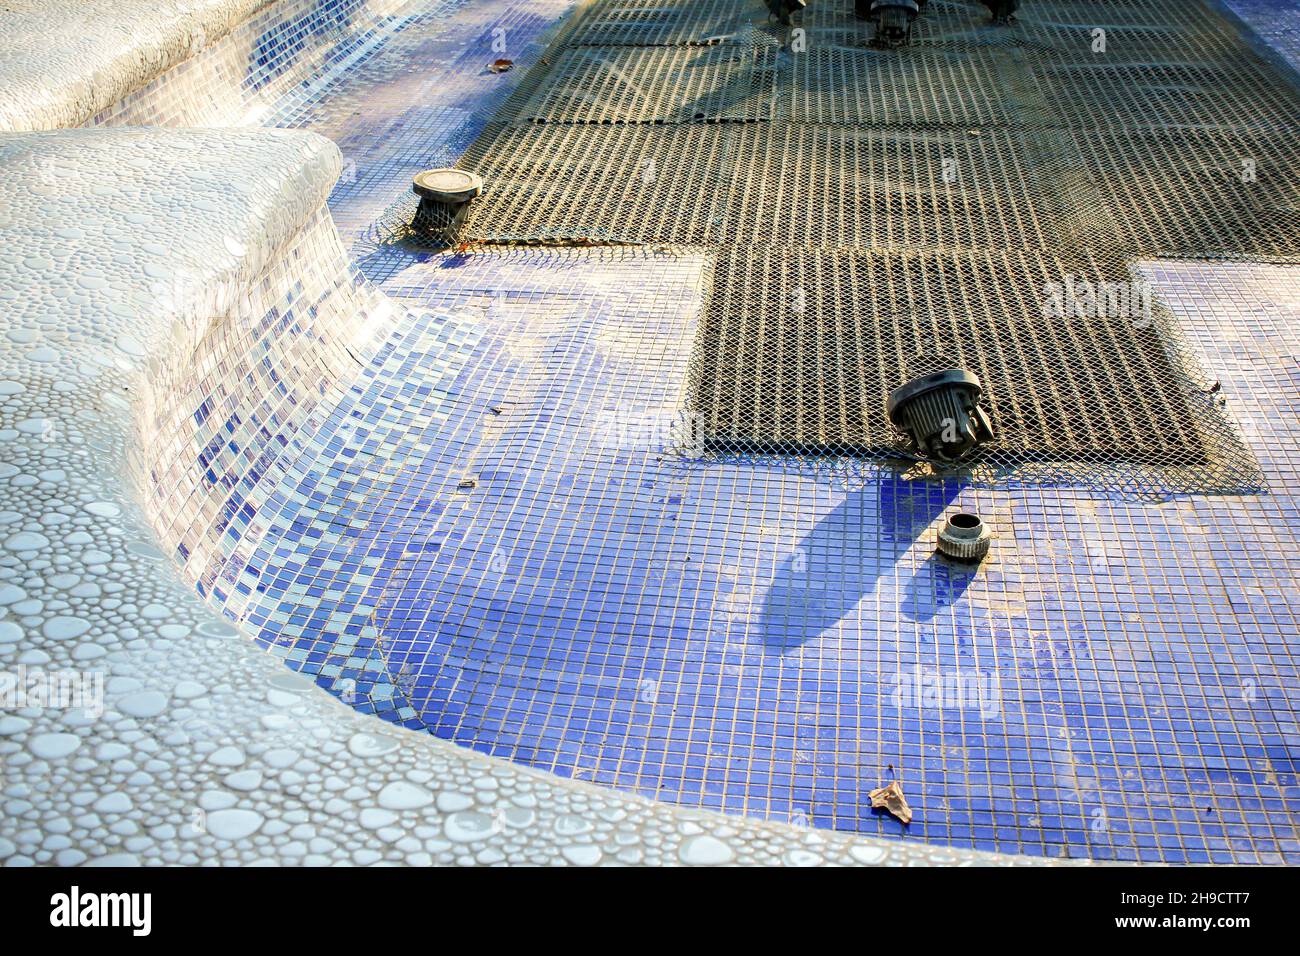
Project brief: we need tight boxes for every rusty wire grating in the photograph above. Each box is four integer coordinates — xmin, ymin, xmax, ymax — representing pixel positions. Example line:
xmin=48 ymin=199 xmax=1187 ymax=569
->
xmin=517 ymin=43 xmax=777 ymax=124
xmin=688 ymin=247 xmax=1250 ymax=494
xmin=719 ymin=125 xmax=1091 ymax=250
xmin=407 ymin=0 xmax=1300 ymax=493
xmin=567 ymin=0 xmax=764 ymax=47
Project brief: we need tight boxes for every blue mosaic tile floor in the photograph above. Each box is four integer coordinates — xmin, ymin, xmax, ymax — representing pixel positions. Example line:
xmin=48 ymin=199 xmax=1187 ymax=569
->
xmin=211 ymin=0 xmax=1300 ymax=861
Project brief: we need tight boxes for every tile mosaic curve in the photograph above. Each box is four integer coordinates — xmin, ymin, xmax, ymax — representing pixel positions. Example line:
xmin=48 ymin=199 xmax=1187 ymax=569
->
xmin=0 ymin=0 xmax=273 ymax=131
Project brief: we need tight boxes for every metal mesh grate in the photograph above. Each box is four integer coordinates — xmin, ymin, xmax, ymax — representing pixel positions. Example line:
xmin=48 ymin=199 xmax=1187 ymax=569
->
xmin=689 ymin=247 xmax=1249 ymax=493
xmin=455 ymin=123 xmax=731 ymax=244
xmin=1035 ymin=0 xmax=1225 ymax=27
xmin=1076 ymin=128 xmax=1300 ymax=259
xmin=1031 ymin=60 xmax=1300 ymax=131
xmin=567 ymin=0 xmax=763 ymax=47
xmin=720 ymin=125 xmax=1089 ymax=250
xmin=783 ymin=46 xmax=1025 ymax=126
xmin=412 ymin=0 xmax=1300 ymax=493
xmin=796 ymin=1 xmax=1232 ymax=53
xmin=517 ymin=44 xmax=776 ymax=124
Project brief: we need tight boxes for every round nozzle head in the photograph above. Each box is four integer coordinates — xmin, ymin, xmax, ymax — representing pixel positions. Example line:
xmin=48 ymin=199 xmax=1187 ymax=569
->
xmin=412 ymin=168 xmax=483 ymax=203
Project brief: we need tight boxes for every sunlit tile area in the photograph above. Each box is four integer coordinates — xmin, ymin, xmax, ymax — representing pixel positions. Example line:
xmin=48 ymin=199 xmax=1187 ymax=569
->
xmin=1 ymin=0 xmax=1298 ymax=868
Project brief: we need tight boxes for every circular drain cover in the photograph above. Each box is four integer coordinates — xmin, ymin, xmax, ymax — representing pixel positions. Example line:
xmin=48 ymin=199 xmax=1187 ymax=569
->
xmin=412 ymin=168 xmax=483 ymax=203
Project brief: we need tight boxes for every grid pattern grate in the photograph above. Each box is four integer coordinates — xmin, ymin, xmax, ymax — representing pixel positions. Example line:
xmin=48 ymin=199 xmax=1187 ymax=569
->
xmin=517 ymin=44 xmax=776 ymax=124
xmin=784 ymin=47 xmax=1025 ymax=126
xmin=409 ymin=0 xmax=1300 ymax=493
xmin=1076 ymin=128 xmax=1300 ymax=259
xmin=1030 ymin=61 xmax=1300 ymax=131
xmin=720 ymin=125 xmax=1088 ymax=250
xmin=567 ymin=0 xmax=763 ymax=47
xmin=457 ymin=123 xmax=731 ymax=244
xmin=691 ymin=248 xmax=1230 ymax=481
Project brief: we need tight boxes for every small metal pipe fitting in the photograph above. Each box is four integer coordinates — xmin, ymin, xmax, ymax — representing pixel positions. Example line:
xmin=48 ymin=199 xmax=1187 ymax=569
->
xmin=937 ymin=511 xmax=992 ymax=562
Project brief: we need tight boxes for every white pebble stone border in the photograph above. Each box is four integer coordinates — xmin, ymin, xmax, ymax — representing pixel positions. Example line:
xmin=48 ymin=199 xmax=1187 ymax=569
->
xmin=0 ymin=0 xmax=274 ymax=132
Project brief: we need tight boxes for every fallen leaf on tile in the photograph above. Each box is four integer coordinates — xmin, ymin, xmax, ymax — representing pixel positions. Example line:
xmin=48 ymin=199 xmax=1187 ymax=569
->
xmin=869 ymin=781 xmax=913 ymax=824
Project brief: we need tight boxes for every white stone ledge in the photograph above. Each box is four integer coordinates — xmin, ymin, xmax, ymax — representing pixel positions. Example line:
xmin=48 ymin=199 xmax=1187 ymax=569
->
xmin=0 ymin=0 xmax=275 ymax=131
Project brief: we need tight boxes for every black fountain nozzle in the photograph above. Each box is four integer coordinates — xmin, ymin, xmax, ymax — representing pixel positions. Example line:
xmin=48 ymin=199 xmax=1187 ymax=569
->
xmin=766 ymin=0 xmax=807 ymax=27
xmin=863 ymin=0 xmax=921 ymax=46
xmin=982 ymin=0 xmax=1020 ymax=24
xmin=411 ymin=168 xmax=483 ymax=243
xmin=887 ymin=368 xmax=994 ymax=464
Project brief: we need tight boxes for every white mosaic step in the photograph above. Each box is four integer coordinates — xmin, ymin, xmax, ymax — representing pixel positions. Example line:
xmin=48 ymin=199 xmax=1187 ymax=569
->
xmin=0 ymin=0 xmax=277 ymax=131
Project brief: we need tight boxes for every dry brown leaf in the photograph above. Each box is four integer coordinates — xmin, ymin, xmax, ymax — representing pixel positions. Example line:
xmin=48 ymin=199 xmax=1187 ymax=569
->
xmin=869 ymin=780 xmax=913 ymax=824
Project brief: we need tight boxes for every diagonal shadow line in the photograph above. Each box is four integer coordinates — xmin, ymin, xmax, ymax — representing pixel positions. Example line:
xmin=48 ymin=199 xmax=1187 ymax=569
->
xmin=756 ymin=473 xmax=960 ymax=653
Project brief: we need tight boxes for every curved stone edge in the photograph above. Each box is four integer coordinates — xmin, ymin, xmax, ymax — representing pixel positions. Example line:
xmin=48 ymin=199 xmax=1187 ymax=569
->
xmin=0 ymin=0 xmax=275 ymax=132
xmin=88 ymin=0 xmax=420 ymax=130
